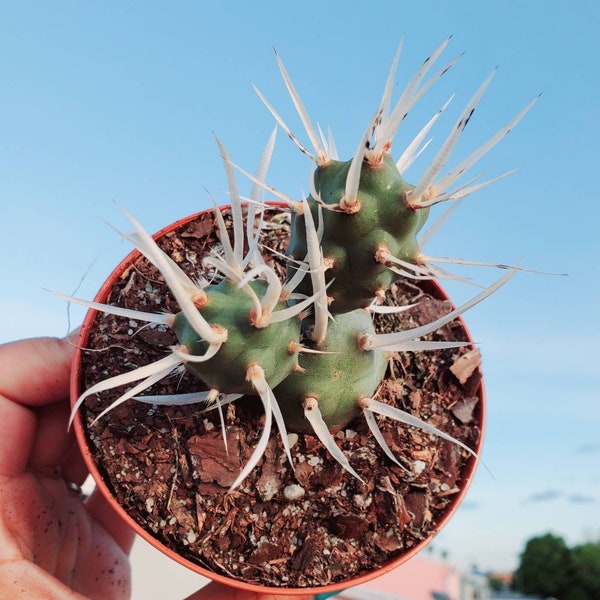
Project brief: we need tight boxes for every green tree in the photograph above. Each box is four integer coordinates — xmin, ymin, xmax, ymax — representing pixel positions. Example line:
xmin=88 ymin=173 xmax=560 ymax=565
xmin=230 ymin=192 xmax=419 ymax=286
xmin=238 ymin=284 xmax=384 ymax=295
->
xmin=567 ymin=542 xmax=600 ymax=600
xmin=514 ymin=533 xmax=571 ymax=598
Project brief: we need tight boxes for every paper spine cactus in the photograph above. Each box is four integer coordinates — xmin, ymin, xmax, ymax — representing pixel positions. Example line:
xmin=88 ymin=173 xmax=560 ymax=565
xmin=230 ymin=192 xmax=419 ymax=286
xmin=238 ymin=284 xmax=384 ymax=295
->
xmin=60 ymin=38 xmax=536 ymax=491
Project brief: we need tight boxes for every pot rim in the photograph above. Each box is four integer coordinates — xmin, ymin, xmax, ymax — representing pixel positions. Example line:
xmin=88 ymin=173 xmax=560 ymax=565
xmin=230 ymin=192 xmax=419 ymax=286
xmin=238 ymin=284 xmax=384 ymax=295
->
xmin=70 ymin=204 xmax=485 ymax=596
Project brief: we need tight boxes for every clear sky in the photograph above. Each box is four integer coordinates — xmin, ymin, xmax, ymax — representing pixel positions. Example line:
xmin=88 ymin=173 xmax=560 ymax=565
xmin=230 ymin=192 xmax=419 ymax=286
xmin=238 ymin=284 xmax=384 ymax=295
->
xmin=1 ymin=0 xmax=599 ymax=591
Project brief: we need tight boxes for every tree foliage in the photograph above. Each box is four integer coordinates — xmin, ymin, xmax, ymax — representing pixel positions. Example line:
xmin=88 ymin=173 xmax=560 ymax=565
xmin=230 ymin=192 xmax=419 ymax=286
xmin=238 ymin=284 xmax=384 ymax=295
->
xmin=514 ymin=533 xmax=600 ymax=600
xmin=515 ymin=533 xmax=571 ymax=598
xmin=568 ymin=542 xmax=600 ymax=600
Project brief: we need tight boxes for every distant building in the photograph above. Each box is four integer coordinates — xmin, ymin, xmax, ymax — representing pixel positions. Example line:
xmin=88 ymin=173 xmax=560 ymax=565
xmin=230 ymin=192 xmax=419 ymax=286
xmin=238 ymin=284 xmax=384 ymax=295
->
xmin=487 ymin=571 xmax=514 ymax=589
xmin=336 ymin=557 xmax=490 ymax=600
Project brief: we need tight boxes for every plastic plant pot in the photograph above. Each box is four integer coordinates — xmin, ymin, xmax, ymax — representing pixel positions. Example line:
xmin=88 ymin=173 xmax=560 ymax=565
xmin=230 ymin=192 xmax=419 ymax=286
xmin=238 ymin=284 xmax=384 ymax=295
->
xmin=70 ymin=205 xmax=485 ymax=596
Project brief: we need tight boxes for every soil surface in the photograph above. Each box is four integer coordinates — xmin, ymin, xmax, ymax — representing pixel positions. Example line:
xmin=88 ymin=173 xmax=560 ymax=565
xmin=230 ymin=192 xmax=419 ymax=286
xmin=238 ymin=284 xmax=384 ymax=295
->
xmin=76 ymin=207 xmax=483 ymax=588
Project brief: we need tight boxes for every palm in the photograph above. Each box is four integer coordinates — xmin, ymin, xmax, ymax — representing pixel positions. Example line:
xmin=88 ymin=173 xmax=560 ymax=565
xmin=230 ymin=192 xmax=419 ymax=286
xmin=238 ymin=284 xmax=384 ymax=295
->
xmin=0 ymin=472 xmax=131 ymax=599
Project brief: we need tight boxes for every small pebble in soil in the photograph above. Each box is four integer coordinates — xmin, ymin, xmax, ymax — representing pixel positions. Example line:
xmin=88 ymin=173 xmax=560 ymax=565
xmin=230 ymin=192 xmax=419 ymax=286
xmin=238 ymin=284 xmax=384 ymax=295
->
xmin=283 ymin=484 xmax=306 ymax=501
xmin=413 ymin=460 xmax=427 ymax=475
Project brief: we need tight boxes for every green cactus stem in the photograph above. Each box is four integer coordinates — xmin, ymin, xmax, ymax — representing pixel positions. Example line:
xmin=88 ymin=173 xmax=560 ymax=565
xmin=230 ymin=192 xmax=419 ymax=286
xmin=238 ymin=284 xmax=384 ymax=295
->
xmin=285 ymin=153 xmax=428 ymax=313
xmin=173 ymin=278 xmax=300 ymax=394
xmin=274 ymin=308 xmax=388 ymax=434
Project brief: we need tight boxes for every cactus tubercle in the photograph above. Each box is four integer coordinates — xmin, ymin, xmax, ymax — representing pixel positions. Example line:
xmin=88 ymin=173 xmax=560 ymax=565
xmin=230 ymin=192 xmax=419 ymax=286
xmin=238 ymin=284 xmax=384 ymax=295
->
xmin=173 ymin=279 xmax=301 ymax=394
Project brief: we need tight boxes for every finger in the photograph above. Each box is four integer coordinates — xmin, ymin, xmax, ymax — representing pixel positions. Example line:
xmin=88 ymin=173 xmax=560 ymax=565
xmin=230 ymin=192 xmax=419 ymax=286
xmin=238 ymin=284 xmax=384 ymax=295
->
xmin=60 ymin=438 xmax=90 ymax=487
xmin=29 ymin=400 xmax=75 ymax=473
xmin=85 ymin=488 xmax=136 ymax=555
xmin=0 ymin=393 xmax=36 ymax=476
xmin=0 ymin=336 xmax=74 ymax=407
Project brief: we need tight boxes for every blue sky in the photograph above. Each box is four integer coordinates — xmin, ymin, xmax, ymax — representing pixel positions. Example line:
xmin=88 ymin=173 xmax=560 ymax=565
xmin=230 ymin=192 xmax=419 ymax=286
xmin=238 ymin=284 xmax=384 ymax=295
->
xmin=1 ymin=0 xmax=599 ymax=583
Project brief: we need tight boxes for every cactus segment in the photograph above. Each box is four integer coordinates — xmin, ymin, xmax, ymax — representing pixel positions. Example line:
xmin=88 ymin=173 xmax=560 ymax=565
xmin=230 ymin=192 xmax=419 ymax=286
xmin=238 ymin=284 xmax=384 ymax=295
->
xmin=285 ymin=154 xmax=429 ymax=312
xmin=274 ymin=309 xmax=388 ymax=434
xmin=173 ymin=279 xmax=301 ymax=394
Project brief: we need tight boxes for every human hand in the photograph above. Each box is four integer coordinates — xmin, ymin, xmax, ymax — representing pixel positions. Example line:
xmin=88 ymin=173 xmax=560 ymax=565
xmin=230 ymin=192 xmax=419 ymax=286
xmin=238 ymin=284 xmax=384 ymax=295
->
xmin=0 ymin=335 xmax=134 ymax=599
xmin=0 ymin=335 xmax=332 ymax=599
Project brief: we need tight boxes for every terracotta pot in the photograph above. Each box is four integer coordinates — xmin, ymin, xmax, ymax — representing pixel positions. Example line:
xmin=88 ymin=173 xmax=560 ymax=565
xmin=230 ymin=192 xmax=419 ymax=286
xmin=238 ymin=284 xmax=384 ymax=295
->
xmin=70 ymin=205 xmax=485 ymax=596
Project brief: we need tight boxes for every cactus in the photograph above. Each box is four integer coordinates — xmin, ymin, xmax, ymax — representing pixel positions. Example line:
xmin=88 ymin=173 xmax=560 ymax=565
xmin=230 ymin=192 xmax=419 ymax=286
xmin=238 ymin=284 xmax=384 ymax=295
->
xmin=60 ymin=38 xmax=534 ymax=493
xmin=284 ymin=155 xmax=424 ymax=313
